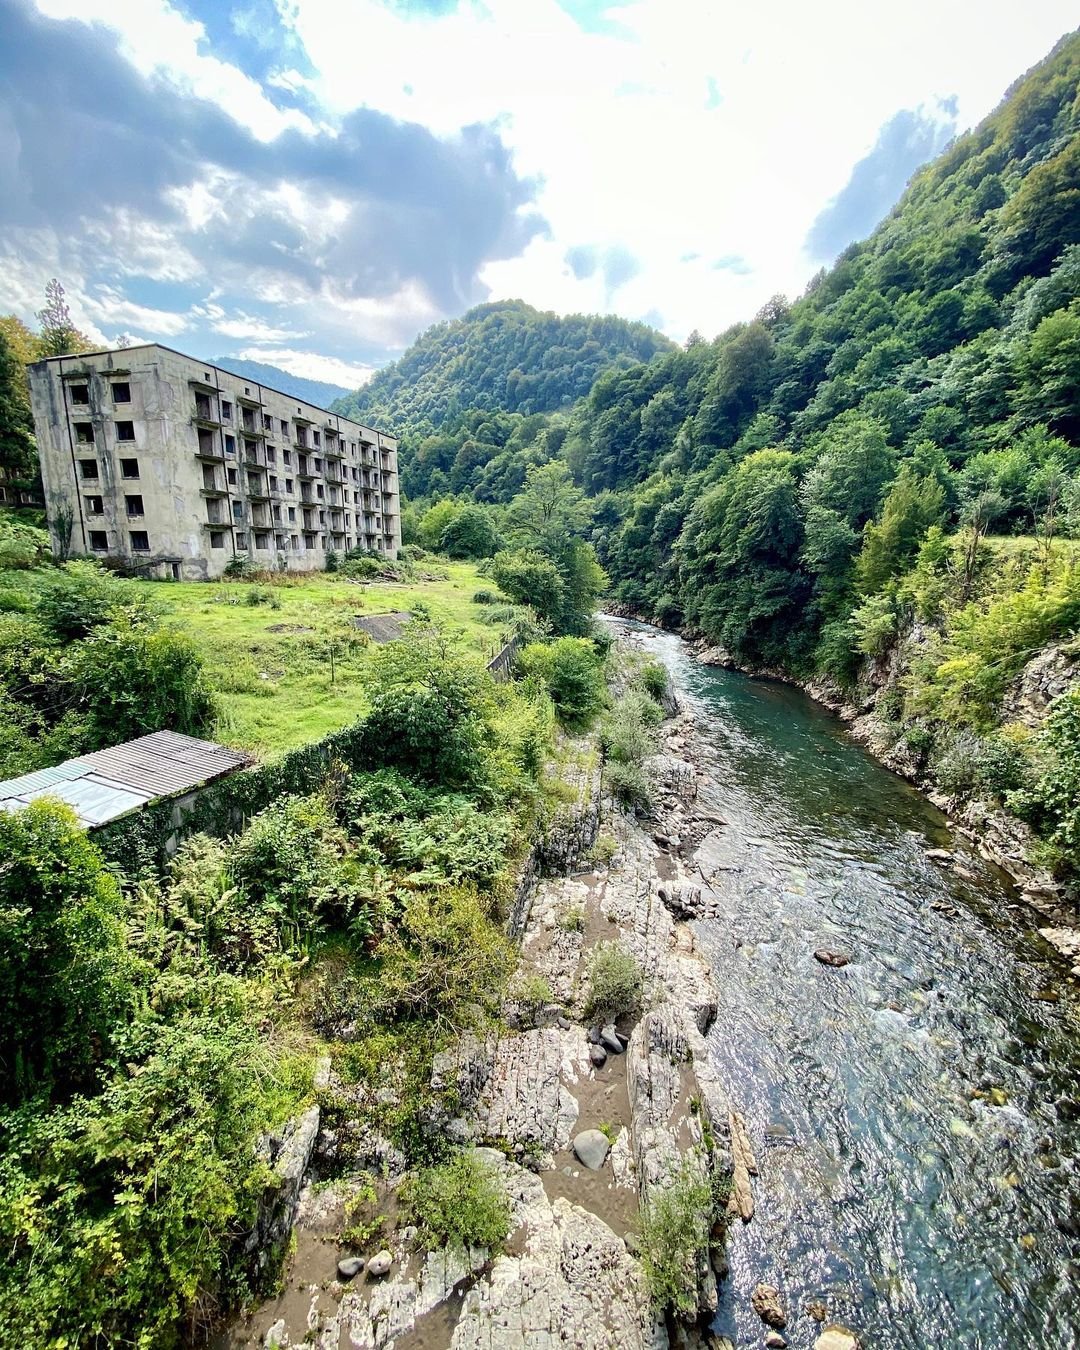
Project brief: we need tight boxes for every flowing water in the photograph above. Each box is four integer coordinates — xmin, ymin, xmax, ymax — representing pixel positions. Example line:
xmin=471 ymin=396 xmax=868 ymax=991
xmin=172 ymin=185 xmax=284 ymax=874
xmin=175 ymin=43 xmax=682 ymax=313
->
xmin=617 ymin=620 xmax=1080 ymax=1349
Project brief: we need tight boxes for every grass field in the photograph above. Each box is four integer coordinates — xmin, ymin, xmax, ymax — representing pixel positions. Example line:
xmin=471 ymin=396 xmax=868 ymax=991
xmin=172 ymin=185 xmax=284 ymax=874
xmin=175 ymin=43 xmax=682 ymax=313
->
xmin=130 ymin=562 xmax=507 ymax=756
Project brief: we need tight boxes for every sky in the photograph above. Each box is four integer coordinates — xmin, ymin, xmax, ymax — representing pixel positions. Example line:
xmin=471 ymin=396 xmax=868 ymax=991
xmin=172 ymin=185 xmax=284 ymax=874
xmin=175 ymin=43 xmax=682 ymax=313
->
xmin=0 ymin=0 xmax=1075 ymax=389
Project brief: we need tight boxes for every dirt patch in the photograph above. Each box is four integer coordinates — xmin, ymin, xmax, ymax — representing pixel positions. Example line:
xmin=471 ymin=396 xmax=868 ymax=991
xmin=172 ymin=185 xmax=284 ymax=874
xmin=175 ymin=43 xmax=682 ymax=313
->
xmin=539 ymin=1037 xmax=638 ymax=1237
xmin=265 ymin=623 xmax=314 ymax=633
xmin=353 ymin=610 xmax=412 ymax=642
xmin=218 ymin=1226 xmax=342 ymax=1348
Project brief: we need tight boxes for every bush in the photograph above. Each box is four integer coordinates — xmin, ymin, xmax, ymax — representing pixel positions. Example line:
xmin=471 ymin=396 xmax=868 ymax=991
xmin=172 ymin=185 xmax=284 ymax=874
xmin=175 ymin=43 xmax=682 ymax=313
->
xmin=0 ymin=800 xmax=133 ymax=1103
xmin=513 ymin=973 xmax=554 ymax=1024
xmin=1016 ymin=690 xmax=1080 ymax=873
xmin=518 ymin=637 xmax=605 ymax=729
xmin=582 ymin=940 xmax=643 ymax=1025
xmin=34 ymin=560 xmax=143 ymax=641
xmin=439 ymin=505 xmax=501 ymax=560
xmin=66 ymin=616 xmax=217 ymax=745
xmin=639 ymin=1164 xmax=713 ymax=1318
xmin=472 ymin=589 xmax=501 ymax=604
xmin=0 ymin=977 xmax=311 ymax=1347
xmin=223 ymin=552 xmax=253 ymax=579
xmin=605 ymin=759 xmax=652 ymax=812
xmin=400 ymin=1150 xmax=511 ymax=1253
xmin=636 ymin=661 xmax=668 ymax=704
xmin=602 ymin=689 xmax=661 ymax=766
xmin=365 ymin=886 xmax=515 ymax=1031
xmin=933 ymin=727 xmax=1031 ymax=801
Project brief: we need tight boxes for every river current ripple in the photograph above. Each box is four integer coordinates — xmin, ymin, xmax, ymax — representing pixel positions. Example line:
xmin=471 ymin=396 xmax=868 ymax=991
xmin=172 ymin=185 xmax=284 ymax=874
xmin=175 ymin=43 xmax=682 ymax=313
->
xmin=618 ymin=620 xmax=1080 ymax=1350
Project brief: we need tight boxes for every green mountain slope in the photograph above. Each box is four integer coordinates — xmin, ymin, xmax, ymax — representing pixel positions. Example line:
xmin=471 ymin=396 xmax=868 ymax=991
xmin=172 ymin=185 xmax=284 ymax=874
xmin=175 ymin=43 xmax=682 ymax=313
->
xmin=330 ymin=300 xmax=673 ymax=499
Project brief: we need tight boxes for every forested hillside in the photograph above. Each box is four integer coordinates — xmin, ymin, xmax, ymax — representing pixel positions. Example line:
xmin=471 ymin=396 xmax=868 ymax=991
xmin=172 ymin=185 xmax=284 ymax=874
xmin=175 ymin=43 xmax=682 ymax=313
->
xmin=402 ymin=32 xmax=1080 ymax=883
xmin=332 ymin=300 xmax=672 ymax=499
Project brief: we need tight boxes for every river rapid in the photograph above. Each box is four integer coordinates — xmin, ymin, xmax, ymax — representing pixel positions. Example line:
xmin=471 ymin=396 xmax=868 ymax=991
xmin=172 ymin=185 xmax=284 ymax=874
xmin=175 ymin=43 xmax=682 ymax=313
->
xmin=616 ymin=620 xmax=1080 ymax=1349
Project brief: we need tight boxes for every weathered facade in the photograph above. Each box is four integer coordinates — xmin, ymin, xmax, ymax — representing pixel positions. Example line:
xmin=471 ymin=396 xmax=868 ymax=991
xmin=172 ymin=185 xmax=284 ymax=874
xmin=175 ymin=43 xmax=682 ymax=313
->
xmin=28 ymin=343 xmax=400 ymax=579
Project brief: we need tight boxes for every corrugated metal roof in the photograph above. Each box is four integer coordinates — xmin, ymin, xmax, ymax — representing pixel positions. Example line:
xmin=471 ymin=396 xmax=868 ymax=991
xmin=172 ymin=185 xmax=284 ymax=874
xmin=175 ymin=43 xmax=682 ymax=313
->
xmin=0 ymin=731 xmax=250 ymax=828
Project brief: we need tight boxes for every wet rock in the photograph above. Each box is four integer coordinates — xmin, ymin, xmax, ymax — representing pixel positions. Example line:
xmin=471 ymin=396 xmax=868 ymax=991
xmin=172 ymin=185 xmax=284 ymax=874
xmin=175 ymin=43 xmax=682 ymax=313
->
xmin=814 ymin=949 xmax=851 ymax=968
xmin=925 ymin=848 xmax=953 ymax=862
xmin=696 ymin=644 xmax=736 ymax=668
xmin=752 ymin=1282 xmax=786 ymax=1328
xmin=336 ymin=1256 xmax=364 ymax=1279
xmin=989 ymin=1087 xmax=1009 ymax=1107
xmin=657 ymin=880 xmax=704 ymax=919
xmin=814 ymin=1326 xmax=860 ymax=1350
xmin=601 ymin=1026 xmax=625 ymax=1055
xmin=805 ymin=1299 xmax=828 ymax=1322
xmin=766 ymin=1335 xmax=788 ymax=1349
xmin=589 ymin=1043 xmax=608 ymax=1067
xmin=1057 ymin=1096 xmax=1080 ymax=1122
xmin=366 ymin=1249 xmax=392 ymax=1278
xmin=573 ymin=1129 xmax=611 ymax=1170
xmin=729 ymin=1110 xmax=756 ymax=1223
xmin=588 ymin=1026 xmax=602 ymax=1044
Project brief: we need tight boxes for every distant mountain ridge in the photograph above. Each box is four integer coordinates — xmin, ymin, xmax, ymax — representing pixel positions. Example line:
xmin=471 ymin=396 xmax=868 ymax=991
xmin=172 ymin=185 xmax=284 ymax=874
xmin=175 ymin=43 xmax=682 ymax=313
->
xmin=211 ymin=357 xmax=353 ymax=410
xmin=331 ymin=299 xmax=674 ymax=432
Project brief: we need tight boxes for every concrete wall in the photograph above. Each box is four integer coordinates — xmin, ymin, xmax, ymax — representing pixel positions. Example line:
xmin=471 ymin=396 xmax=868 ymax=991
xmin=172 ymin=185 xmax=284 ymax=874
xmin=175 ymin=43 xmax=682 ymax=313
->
xmin=28 ymin=344 xmax=401 ymax=580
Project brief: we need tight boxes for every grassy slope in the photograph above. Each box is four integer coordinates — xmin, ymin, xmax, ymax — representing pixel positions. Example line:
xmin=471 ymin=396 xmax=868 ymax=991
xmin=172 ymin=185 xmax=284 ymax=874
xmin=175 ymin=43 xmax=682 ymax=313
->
xmin=133 ymin=562 xmax=498 ymax=756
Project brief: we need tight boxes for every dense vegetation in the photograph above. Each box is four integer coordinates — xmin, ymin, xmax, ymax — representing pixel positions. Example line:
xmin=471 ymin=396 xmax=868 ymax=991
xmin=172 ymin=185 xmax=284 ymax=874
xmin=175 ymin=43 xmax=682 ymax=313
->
xmin=332 ymin=299 xmax=672 ymax=500
xmin=374 ymin=32 xmax=1080 ymax=882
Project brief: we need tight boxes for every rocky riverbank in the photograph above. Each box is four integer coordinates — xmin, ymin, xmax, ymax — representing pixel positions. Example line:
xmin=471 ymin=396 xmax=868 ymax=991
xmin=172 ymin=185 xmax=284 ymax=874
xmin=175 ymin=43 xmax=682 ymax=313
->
xmin=226 ymin=643 xmax=802 ymax=1350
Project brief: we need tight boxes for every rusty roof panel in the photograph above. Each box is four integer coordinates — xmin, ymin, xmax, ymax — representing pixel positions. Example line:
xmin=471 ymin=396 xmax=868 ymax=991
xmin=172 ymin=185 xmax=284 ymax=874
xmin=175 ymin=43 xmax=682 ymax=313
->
xmin=0 ymin=731 xmax=250 ymax=828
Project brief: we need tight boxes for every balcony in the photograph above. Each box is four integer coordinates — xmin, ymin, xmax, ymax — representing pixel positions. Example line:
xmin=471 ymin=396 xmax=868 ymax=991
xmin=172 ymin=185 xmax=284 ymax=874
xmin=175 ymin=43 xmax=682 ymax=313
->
xmin=237 ymin=393 xmax=263 ymax=409
xmin=199 ymin=486 xmax=228 ymax=498
xmin=324 ymin=441 xmax=344 ymax=460
xmin=195 ymin=444 xmax=225 ymax=463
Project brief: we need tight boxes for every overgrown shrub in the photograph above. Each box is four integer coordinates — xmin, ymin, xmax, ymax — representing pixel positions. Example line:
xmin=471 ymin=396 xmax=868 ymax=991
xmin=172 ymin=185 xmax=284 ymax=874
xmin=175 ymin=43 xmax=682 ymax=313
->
xmin=636 ymin=660 xmax=669 ymax=703
xmin=605 ymin=758 xmax=652 ymax=812
xmin=582 ymin=940 xmax=643 ymax=1025
xmin=33 ymin=560 xmax=143 ymax=640
xmin=639 ymin=1163 xmax=714 ymax=1319
xmin=400 ymin=1150 xmax=511 ymax=1253
xmin=0 ymin=799 xmax=134 ymax=1104
xmin=365 ymin=886 xmax=515 ymax=1032
xmin=518 ymin=637 xmax=605 ymax=729
xmin=933 ymin=727 xmax=1031 ymax=800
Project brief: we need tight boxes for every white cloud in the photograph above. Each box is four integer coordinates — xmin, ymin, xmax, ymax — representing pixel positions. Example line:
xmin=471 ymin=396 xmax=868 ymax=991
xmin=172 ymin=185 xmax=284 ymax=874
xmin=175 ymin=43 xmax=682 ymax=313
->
xmin=208 ymin=314 xmax=311 ymax=342
xmin=234 ymin=346 xmax=376 ymax=388
xmin=80 ymin=285 xmax=190 ymax=336
xmin=283 ymin=0 xmax=1079 ymax=340
xmin=35 ymin=0 xmax=319 ymax=141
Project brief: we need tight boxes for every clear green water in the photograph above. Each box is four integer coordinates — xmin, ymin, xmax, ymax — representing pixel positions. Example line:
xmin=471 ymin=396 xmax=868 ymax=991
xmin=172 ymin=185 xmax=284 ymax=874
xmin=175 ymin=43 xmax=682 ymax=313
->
xmin=621 ymin=621 xmax=1080 ymax=1349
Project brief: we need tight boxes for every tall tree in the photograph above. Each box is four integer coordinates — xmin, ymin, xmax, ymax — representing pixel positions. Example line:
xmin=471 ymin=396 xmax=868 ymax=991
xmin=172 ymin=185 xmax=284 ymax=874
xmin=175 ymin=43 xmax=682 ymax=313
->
xmin=36 ymin=279 xmax=92 ymax=359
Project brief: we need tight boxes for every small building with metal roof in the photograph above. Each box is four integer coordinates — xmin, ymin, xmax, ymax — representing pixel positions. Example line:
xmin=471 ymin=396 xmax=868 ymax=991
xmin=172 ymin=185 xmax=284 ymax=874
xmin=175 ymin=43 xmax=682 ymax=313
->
xmin=0 ymin=731 xmax=251 ymax=828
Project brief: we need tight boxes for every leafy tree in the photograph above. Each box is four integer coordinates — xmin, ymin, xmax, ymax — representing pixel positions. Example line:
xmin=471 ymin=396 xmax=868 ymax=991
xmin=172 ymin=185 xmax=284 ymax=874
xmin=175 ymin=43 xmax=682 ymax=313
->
xmin=0 ymin=328 xmax=35 ymax=492
xmin=439 ymin=503 xmax=501 ymax=559
xmin=518 ymin=636 xmax=605 ymax=728
xmin=857 ymin=467 xmax=946 ymax=592
xmin=0 ymin=800 xmax=133 ymax=1103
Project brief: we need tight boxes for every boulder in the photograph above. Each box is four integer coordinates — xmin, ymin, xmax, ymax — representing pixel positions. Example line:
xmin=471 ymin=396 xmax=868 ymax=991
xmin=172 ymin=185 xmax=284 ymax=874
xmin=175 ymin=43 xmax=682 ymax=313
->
xmin=336 ymin=1256 xmax=364 ymax=1279
xmin=573 ymin=1129 xmax=611 ymax=1170
xmin=766 ymin=1335 xmax=788 ymax=1349
xmin=751 ymin=1282 xmax=786 ymax=1328
xmin=264 ymin=1320 xmax=288 ymax=1349
xmin=588 ymin=1043 xmax=608 ymax=1067
xmin=366 ymin=1249 xmax=393 ymax=1278
xmin=814 ymin=1326 xmax=860 ymax=1350
xmin=814 ymin=949 xmax=851 ymax=968
xmin=600 ymin=1026 xmax=625 ymax=1055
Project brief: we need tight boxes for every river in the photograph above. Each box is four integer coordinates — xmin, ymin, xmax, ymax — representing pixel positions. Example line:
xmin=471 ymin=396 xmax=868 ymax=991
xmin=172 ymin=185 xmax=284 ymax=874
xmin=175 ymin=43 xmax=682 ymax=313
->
xmin=618 ymin=620 xmax=1080 ymax=1349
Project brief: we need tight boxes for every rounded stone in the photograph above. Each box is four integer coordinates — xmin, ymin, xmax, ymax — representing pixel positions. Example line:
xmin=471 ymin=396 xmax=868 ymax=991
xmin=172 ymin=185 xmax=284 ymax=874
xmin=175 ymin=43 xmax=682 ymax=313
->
xmin=572 ymin=1129 xmax=611 ymax=1170
xmin=814 ymin=1326 xmax=860 ymax=1350
xmin=366 ymin=1249 xmax=393 ymax=1278
xmin=588 ymin=1043 xmax=608 ymax=1067
xmin=336 ymin=1256 xmax=364 ymax=1279
xmin=600 ymin=1026 xmax=624 ymax=1054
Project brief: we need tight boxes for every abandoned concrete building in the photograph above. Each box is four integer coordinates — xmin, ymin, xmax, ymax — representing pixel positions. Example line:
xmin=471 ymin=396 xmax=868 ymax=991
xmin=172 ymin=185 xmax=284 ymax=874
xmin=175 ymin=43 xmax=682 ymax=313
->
xmin=28 ymin=344 xmax=400 ymax=580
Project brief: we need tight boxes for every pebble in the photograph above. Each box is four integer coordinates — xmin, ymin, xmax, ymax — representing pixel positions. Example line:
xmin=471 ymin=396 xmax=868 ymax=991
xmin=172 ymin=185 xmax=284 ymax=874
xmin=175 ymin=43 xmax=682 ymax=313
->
xmin=588 ymin=1043 xmax=608 ymax=1067
xmin=766 ymin=1335 xmax=788 ymax=1349
xmin=814 ymin=949 xmax=851 ymax=968
xmin=336 ymin=1256 xmax=364 ymax=1279
xmin=751 ymin=1282 xmax=786 ymax=1328
xmin=572 ymin=1128 xmax=611 ymax=1170
xmin=366 ymin=1249 xmax=393 ymax=1278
